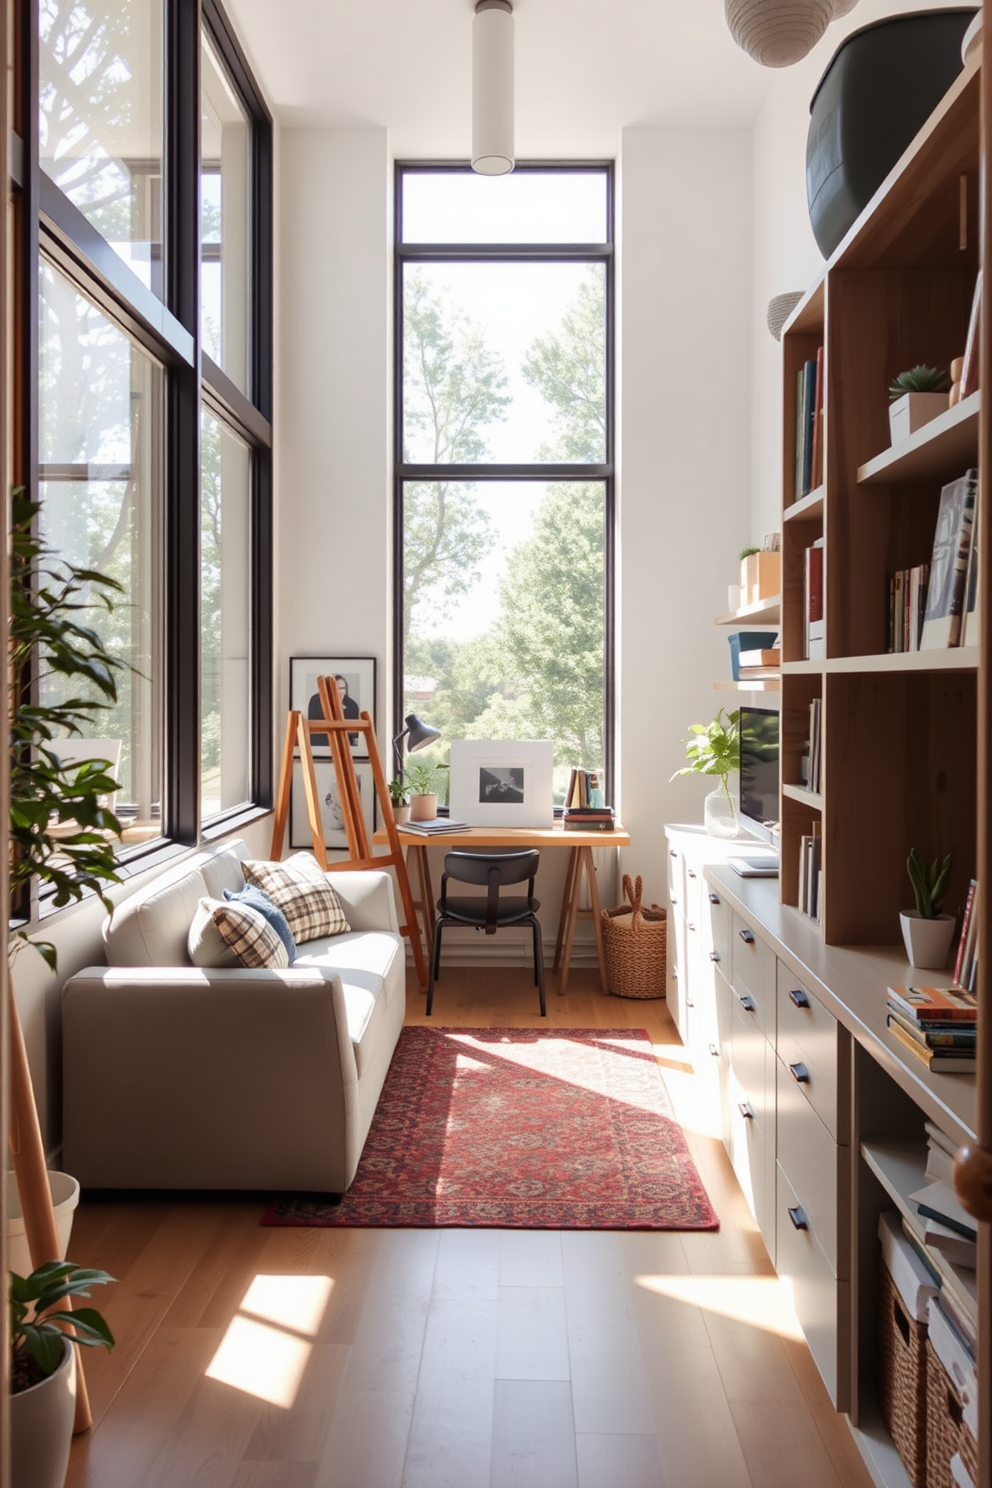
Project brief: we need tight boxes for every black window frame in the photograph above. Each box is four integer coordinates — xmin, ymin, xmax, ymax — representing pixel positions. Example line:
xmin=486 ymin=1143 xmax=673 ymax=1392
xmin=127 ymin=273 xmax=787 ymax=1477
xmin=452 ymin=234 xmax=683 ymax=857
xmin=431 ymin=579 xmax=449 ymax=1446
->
xmin=393 ymin=161 xmax=616 ymax=802
xmin=13 ymin=0 xmax=274 ymax=909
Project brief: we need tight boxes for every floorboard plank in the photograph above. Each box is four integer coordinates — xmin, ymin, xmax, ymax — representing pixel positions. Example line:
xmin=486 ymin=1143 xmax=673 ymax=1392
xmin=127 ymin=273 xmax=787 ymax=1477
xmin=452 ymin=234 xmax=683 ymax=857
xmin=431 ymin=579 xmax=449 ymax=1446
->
xmin=495 ymin=1286 xmax=571 ymax=1381
xmin=490 ymin=1378 xmax=579 ymax=1488
xmin=401 ymin=1297 xmax=498 ymax=1488
xmin=575 ymin=1432 xmax=666 ymax=1488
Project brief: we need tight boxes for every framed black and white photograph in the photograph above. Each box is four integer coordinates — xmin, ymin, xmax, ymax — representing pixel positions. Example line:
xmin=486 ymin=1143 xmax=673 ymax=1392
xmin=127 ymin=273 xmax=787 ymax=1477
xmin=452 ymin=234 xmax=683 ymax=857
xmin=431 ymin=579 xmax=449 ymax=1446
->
xmin=289 ymin=759 xmax=376 ymax=852
xmin=449 ymin=740 xmax=554 ymax=827
xmin=290 ymin=656 xmax=376 ymax=759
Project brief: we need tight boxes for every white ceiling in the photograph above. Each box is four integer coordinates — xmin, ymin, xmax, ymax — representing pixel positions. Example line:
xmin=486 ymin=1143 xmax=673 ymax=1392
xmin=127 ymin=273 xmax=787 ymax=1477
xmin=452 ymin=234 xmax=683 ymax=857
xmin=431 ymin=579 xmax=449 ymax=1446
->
xmin=225 ymin=0 xmax=774 ymax=157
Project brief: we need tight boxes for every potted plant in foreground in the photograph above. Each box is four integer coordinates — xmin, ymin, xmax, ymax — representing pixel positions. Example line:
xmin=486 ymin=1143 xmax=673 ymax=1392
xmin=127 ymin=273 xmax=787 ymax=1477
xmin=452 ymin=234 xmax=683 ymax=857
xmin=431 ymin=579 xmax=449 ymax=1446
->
xmin=9 ymin=1261 xmax=115 ymax=1488
xmin=405 ymin=760 xmax=440 ymax=822
xmin=900 ymin=848 xmax=955 ymax=970
xmin=388 ymin=776 xmax=411 ymax=824
xmin=671 ymin=709 xmax=741 ymax=839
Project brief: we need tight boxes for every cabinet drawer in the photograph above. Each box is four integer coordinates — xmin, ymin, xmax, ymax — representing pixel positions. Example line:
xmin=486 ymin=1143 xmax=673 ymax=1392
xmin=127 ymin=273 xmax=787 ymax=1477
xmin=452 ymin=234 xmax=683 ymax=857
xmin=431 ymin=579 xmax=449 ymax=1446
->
xmin=776 ymin=1055 xmax=847 ymax=1277
xmin=683 ymin=859 xmax=703 ymax=926
xmin=776 ymin=964 xmax=848 ymax=1142
xmin=714 ymin=966 xmax=734 ymax=1059
xmin=731 ymin=912 xmax=775 ymax=1037
xmin=705 ymin=882 xmax=731 ymax=977
xmin=731 ymin=992 xmax=772 ymax=1137
xmin=728 ymin=1085 xmax=775 ymax=1255
xmin=776 ymin=1165 xmax=847 ymax=1408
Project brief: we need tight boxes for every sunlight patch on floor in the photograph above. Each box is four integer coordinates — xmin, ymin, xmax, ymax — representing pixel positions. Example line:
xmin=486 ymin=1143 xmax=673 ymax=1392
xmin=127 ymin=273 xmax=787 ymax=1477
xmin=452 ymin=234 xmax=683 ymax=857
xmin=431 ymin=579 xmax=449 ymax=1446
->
xmin=634 ymin=1273 xmax=804 ymax=1341
xmin=205 ymin=1274 xmax=334 ymax=1407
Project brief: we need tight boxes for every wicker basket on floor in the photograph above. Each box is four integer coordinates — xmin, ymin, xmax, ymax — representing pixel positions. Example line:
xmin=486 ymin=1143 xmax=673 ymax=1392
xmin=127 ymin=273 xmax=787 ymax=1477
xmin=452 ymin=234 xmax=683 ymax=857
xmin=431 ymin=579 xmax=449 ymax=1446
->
xmin=878 ymin=1259 xmax=928 ymax=1487
xmin=601 ymin=874 xmax=666 ymax=999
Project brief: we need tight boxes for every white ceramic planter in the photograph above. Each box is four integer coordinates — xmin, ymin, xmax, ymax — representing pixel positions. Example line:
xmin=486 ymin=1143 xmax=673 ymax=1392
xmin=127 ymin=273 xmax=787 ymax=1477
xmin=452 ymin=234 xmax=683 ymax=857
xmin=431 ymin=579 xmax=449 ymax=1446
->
xmin=888 ymin=392 xmax=948 ymax=445
xmin=409 ymin=793 xmax=438 ymax=823
xmin=5 ymin=1171 xmax=80 ymax=1278
xmin=392 ymin=804 xmax=411 ymax=824
xmin=899 ymin=911 xmax=956 ymax=971
xmin=10 ymin=1342 xmax=77 ymax=1488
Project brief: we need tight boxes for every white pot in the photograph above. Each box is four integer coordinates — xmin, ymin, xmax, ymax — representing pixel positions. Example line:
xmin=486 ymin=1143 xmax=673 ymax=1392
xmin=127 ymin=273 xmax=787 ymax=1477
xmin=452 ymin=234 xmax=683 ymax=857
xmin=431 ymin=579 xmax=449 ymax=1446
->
xmin=393 ymin=804 xmax=411 ymax=824
xmin=409 ymin=793 xmax=438 ymax=822
xmin=899 ymin=911 xmax=956 ymax=971
xmin=10 ymin=1342 xmax=77 ymax=1488
xmin=888 ymin=392 xmax=948 ymax=445
xmin=5 ymin=1171 xmax=80 ymax=1278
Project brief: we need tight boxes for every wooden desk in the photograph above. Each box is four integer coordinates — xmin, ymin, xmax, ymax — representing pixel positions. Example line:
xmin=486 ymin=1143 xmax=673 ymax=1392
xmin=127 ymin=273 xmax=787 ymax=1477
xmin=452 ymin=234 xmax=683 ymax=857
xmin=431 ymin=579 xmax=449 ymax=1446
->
xmin=372 ymin=823 xmax=630 ymax=994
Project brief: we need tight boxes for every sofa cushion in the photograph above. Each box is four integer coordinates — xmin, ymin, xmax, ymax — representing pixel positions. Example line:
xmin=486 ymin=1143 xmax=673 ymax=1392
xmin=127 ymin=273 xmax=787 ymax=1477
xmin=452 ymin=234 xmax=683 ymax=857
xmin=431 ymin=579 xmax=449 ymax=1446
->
xmin=188 ymin=897 xmax=240 ymax=969
xmin=104 ymin=868 xmax=208 ymax=967
xmin=242 ymin=853 xmax=350 ymax=943
xmin=292 ymin=929 xmax=403 ymax=1073
xmin=224 ymin=884 xmax=296 ymax=962
xmin=199 ymin=840 xmax=248 ymax=899
xmin=212 ymin=901 xmax=290 ymax=970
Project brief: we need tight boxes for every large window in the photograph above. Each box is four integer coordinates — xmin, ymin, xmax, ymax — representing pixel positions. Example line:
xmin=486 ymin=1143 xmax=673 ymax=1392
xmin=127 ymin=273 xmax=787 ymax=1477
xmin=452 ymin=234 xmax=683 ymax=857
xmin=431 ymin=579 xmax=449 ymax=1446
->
xmin=18 ymin=0 xmax=273 ymax=891
xmin=396 ymin=166 xmax=613 ymax=804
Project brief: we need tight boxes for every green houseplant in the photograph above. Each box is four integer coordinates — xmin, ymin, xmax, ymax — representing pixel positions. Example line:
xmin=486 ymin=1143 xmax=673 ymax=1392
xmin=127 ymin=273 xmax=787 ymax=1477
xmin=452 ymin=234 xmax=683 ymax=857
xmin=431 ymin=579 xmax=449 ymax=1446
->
xmin=388 ymin=776 xmax=411 ymax=823
xmin=405 ymin=760 xmax=440 ymax=822
xmin=900 ymin=848 xmax=956 ymax=970
xmin=671 ymin=709 xmax=741 ymax=839
xmin=888 ymin=365 xmax=950 ymax=445
xmin=9 ymin=1261 xmax=115 ymax=1488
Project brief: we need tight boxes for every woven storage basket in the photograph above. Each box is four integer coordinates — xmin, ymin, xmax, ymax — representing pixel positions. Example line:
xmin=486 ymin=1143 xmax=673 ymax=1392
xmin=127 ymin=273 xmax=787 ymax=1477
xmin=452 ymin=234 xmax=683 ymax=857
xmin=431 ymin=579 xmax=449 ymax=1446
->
xmin=925 ymin=1340 xmax=979 ymax=1488
xmin=878 ymin=1260 xmax=928 ymax=1487
xmin=601 ymin=874 xmax=666 ymax=999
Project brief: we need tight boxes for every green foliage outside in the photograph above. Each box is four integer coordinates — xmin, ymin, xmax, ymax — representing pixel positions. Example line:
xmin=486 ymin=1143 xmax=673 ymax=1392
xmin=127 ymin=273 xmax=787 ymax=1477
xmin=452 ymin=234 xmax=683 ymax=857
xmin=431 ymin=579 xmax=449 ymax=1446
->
xmin=402 ymin=266 xmax=607 ymax=798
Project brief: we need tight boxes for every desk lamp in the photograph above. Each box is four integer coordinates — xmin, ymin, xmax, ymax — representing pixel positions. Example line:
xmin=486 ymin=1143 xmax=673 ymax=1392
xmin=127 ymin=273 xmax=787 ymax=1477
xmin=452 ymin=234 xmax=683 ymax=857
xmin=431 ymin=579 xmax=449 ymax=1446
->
xmin=392 ymin=713 xmax=441 ymax=778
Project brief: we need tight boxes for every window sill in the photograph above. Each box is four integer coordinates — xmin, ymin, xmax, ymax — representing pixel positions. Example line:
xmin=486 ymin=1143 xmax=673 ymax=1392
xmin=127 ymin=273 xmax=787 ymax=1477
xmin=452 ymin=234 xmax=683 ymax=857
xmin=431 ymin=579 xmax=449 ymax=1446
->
xmin=200 ymin=803 xmax=273 ymax=843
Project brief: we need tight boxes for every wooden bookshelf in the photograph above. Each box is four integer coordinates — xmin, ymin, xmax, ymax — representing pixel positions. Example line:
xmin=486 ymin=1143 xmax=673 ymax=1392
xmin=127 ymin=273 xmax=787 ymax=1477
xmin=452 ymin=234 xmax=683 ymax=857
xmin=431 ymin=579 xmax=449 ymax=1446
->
xmin=713 ymin=595 xmax=780 ymax=626
xmin=714 ymin=677 xmax=780 ymax=692
xmin=776 ymin=57 xmax=985 ymax=1488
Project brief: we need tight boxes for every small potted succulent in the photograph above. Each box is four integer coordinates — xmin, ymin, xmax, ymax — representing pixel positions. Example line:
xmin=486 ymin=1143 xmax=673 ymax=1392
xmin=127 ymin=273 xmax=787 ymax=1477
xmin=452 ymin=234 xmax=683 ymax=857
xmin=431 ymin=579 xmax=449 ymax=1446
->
xmin=388 ymin=776 xmax=411 ymax=824
xmin=888 ymin=365 xmax=950 ymax=445
xmin=671 ymin=709 xmax=741 ymax=839
xmin=9 ymin=1260 xmax=116 ymax=1488
xmin=739 ymin=545 xmax=780 ymax=607
xmin=405 ymin=760 xmax=440 ymax=822
xmin=900 ymin=848 xmax=956 ymax=969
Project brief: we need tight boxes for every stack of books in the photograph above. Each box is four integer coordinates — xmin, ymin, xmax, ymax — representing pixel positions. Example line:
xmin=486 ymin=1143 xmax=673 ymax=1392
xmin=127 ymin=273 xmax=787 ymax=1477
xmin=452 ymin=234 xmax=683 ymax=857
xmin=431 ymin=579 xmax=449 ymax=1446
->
xmin=908 ymin=1175 xmax=979 ymax=1270
xmin=793 ymin=346 xmax=824 ymax=503
xmin=565 ymin=767 xmax=605 ymax=809
xmin=886 ymin=984 xmax=978 ymax=1073
xmin=798 ymin=823 xmax=821 ymax=920
xmin=401 ymin=816 xmax=468 ymax=836
xmin=953 ymin=878 xmax=980 ymax=992
xmin=920 ymin=468 xmax=979 ymax=650
xmin=736 ymin=644 xmax=780 ymax=682
xmin=563 ymin=805 xmax=615 ymax=832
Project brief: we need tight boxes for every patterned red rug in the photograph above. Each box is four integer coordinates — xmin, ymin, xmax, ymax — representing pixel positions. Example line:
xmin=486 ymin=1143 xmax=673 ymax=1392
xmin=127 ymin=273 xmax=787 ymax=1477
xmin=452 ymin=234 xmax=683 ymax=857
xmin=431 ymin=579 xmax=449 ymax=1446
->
xmin=262 ymin=1027 xmax=719 ymax=1230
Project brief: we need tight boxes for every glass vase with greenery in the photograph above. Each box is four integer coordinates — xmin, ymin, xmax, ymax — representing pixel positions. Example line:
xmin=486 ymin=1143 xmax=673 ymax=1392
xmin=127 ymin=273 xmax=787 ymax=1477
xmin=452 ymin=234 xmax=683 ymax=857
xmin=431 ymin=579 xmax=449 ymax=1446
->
xmin=671 ymin=708 xmax=741 ymax=838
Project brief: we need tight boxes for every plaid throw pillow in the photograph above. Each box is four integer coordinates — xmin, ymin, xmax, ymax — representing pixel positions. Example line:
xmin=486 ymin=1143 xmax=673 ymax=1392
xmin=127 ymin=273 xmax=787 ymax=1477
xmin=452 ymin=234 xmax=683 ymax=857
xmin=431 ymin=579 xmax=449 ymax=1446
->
xmin=242 ymin=853 xmax=351 ymax=944
xmin=211 ymin=901 xmax=290 ymax=970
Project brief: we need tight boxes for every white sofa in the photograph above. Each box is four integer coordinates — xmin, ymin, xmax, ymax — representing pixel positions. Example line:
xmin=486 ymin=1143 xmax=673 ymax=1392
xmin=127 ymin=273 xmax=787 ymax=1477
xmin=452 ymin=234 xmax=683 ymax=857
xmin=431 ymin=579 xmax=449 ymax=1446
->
xmin=61 ymin=839 xmax=406 ymax=1193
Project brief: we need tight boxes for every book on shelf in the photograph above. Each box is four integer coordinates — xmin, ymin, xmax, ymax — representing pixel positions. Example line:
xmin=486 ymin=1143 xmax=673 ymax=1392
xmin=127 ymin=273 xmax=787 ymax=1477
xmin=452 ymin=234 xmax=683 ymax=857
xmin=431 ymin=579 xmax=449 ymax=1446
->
xmin=793 ymin=349 xmax=824 ymax=502
xmin=806 ymin=696 xmax=822 ymax=794
xmin=925 ymin=1120 xmax=959 ymax=1159
xmin=400 ymin=817 xmax=469 ymax=835
xmin=887 ymin=984 xmax=978 ymax=1022
xmin=961 ymin=493 xmax=980 ymax=647
xmin=910 ymin=1180 xmax=978 ymax=1242
xmin=900 ymin=1218 xmax=978 ymax=1331
xmin=804 ymin=538 xmax=825 ymax=659
xmin=953 ymin=878 xmax=978 ymax=987
xmin=925 ymin=1140 xmax=957 ymax=1186
xmin=886 ymin=1018 xmax=977 ymax=1072
xmin=738 ymin=666 xmax=779 ymax=680
xmin=887 ymin=562 xmax=930 ymax=652
xmin=921 ymin=468 xmax=978 ymax=649
xmin=566 ymin=768 xmax=604 ymax=810
xmin=798 ymin=822 xmax=821 ymax=920
xmin=563 ymin=817 xmax=616 ymax=831
xmin=923 ymin=1217 xmax=978 ymax=1268
xmin=886 ymin=1006 xmax=977 ymax=1049
xmin=961 ymin=268 xmax=982 ymax=401
xmin=737 ymin=648 xmax=780 ymax=667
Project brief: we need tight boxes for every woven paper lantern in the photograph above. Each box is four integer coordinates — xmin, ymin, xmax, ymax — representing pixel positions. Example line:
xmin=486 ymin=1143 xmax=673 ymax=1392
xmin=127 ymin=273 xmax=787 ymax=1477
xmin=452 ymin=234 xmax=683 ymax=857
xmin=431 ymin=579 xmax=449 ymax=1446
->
xmin=725 ymin=0 xmax=833 ymax=67
xmin=767 ymin=291 xmax=804 ymax=341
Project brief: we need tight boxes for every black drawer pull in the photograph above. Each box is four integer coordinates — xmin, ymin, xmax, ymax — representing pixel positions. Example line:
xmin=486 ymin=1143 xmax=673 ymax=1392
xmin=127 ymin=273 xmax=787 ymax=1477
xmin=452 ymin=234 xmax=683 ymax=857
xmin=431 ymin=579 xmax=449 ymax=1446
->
xmin=708 ymin=1043 xmax=719 ymax=1057
xmin=669 ymin=849 xmax=678 ymax=858
xmin=789 ymin=1062 xmax=810 ymax=1085
xmin=687 ymin=922 xmax=696 ymax=932
xmin=738 ymin=929 xmax=755 ymax=944
xmin=788 ymin=1205 xmax=809 ymax=1231
xmin=672 ymin=966 xmax=678 ymax=980
xmin=709 ymin=950 xmax=721 ymax=963
xmin=738 ymin=1102 xmax=754 ymax=1120
xmin=789 ymin=988 xmax=810 ymax=1008
xmin=670 ymin=892 xmax=678 ymax=904
xmin=687 ymin=869 xmax=696 ymax=879
xmin=709 ymin=892 xmax=721 ymax=905
xmin=735 ymin=992 xmax=756 ymax=1013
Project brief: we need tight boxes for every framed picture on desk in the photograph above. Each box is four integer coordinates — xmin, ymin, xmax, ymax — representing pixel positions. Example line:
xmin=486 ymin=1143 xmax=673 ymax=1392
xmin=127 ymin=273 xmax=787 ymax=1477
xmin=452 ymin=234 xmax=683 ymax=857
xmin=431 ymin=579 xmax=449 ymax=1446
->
xmin=449 ymin=740 xmax=554 ymax=828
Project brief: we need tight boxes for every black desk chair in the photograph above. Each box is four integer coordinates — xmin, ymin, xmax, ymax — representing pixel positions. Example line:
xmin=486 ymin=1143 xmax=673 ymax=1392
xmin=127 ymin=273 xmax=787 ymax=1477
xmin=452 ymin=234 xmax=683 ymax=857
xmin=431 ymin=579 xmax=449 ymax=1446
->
xmin=426 ymin=850 xmax=546 ymax=1017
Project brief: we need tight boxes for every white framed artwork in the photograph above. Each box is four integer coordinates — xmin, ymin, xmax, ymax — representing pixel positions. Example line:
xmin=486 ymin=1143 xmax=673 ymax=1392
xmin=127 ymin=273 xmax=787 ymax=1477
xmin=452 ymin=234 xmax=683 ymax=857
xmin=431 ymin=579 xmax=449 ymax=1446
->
xmin=448 ymin=740 xmax=554 ymax=828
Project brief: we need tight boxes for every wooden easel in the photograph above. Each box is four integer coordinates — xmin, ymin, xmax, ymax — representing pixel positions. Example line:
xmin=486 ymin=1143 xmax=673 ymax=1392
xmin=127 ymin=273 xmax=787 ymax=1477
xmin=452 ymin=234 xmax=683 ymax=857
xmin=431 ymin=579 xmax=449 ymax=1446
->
xmin=269 ymin=674 xmax=429 ymax=989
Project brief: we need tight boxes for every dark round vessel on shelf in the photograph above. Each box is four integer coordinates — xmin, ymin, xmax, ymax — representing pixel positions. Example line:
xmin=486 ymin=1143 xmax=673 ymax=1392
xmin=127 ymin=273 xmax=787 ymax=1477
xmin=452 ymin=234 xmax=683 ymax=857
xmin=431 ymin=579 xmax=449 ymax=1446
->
xmin=806 ymin=8 xmax=976 ymax=261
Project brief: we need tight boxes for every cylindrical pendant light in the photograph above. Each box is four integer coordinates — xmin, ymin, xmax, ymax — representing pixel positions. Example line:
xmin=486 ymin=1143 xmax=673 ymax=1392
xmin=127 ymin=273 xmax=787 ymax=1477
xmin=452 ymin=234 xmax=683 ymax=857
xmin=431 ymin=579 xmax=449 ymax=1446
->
xmin=472 ymin=0 xmax=514 ymax=176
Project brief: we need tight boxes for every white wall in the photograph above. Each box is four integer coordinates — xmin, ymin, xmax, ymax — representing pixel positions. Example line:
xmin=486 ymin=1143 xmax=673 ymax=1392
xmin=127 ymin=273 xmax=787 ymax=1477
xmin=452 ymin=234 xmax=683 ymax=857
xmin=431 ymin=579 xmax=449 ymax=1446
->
xmin=619 ymin=128 xmax=754 ymax=897
xmin=750 ymin=0 xmax=967 ymax=536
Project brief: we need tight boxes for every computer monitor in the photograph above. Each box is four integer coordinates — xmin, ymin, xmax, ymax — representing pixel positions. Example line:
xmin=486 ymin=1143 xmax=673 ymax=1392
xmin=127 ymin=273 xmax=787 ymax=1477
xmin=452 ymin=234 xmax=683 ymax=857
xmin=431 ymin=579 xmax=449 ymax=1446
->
xmin=738 ymin=706 xmax=779 ymax=848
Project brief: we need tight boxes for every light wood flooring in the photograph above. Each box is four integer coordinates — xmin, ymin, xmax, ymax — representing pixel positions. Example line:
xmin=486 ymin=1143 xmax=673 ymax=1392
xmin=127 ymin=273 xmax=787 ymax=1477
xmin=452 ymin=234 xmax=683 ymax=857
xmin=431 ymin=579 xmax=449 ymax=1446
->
xmin=63 ymin=966 xmax=872 ymax=1488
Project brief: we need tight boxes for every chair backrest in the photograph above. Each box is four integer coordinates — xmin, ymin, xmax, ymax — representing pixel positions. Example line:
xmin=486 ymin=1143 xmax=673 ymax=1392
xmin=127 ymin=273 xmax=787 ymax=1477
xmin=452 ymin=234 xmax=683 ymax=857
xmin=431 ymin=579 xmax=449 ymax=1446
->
xmin=442 ymin=850 xmax=539 ymax=888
